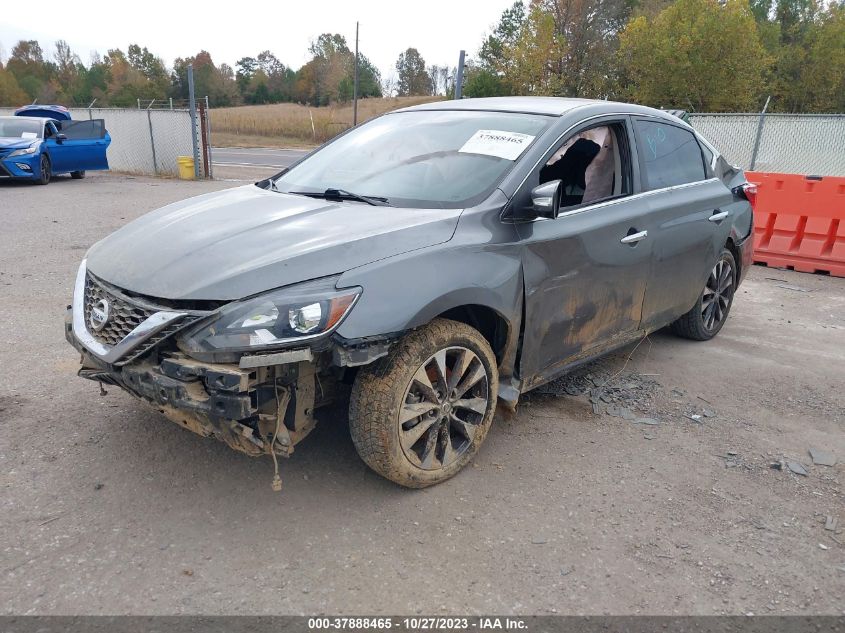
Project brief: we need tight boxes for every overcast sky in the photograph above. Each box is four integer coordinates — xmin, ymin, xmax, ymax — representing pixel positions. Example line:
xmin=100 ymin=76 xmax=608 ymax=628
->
xmin=0 ymin=0 xmax=515 ymax=81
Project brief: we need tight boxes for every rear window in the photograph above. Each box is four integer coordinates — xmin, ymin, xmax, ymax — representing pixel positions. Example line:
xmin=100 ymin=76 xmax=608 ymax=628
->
xmin=635 ymin=120 xmax=706 ymax=190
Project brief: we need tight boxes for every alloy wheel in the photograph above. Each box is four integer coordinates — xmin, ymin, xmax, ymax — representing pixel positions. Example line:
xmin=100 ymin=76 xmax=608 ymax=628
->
xmin=398 ymin=346 xmax=490 ymax=471
xmin=702 ymin=257 xmax=734 ymax=331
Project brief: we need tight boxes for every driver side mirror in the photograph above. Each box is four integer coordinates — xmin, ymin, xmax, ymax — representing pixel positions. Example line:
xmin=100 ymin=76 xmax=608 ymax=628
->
xmin=530 ymin=180 xmax=562 ymax=219
xmin=56 ymin=133 xmax=67 ymax=144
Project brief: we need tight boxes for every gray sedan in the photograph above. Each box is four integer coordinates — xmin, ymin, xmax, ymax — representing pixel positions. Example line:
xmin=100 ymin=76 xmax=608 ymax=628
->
xmin=65 ymin=97 xmax=755 ymax=488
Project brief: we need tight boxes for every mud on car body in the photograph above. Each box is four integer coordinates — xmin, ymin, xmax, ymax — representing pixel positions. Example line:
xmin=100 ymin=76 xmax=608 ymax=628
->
xmin=65 ymin=97 xmax=756 ymax=488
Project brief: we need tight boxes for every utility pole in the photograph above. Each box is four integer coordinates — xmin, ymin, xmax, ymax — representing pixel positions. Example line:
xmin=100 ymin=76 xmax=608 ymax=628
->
xmin=188 ymin=64 xmax=201 ymax=179
xmin=353 ymin=21 xmax=359 ymax=126
xmin=455 ymin=50 xmax=466 ymax=100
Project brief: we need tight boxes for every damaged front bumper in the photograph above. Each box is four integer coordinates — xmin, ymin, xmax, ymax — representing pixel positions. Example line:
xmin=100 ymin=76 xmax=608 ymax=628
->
xmin=66 ymin=313 xmax=320 ymax=456
xmin=64 ymin=261 xmax=397 ymax=458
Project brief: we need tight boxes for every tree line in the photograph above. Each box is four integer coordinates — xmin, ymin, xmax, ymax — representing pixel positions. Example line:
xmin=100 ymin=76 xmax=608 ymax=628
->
xmin=1 ymin=0 xmax=843 ymax=112
xmin=0 ymin=36 xmax=434 ymax=108
xmin=465 ymin=0 xmax=844 ymax=112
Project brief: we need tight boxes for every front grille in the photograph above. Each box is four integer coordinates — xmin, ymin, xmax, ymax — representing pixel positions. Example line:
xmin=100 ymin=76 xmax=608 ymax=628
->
xmin=84 ymin=273 xmax=155 ymax=346
xmin=120 ymin=317 xmax=201 ymax=365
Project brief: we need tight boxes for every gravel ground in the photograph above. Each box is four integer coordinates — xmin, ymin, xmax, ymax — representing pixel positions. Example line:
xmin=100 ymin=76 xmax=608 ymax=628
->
xmin=1 ymin=172 xmax=843 ymax=615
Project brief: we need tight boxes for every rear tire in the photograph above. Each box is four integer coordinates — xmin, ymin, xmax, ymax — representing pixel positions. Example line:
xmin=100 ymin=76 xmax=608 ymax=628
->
xmin=70 ymin=170 xmax=85 ymax=179
xmin=349 ymin=318 xmax=498 ymax=488
xmin=36 ymin=156 xmax=51 ymax=185
xmin=670 ymin=248 xmax=736 ymax=341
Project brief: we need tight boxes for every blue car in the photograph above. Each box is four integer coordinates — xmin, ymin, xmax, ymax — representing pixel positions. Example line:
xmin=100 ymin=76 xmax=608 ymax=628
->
xmin=0 ymin=105 xmax=110 ymax=185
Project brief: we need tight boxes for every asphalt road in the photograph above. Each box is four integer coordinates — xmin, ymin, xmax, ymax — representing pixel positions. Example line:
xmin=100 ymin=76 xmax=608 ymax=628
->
xmin=1 ymin=173 xmax=843 ymax=616
xmin=211 ymin=147 xmax=308 ymax=170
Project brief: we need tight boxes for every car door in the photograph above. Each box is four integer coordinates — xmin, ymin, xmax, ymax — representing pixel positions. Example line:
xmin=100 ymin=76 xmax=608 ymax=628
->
xmin=512 ymin=116 xmax=655 ymax=387
xmin=631 ymin=117 xmax=735 ymax=329
xmin=53 ymin=119 xmax=111 ymax=172
xmin=42 ymin=121 xmax=73 ymax=172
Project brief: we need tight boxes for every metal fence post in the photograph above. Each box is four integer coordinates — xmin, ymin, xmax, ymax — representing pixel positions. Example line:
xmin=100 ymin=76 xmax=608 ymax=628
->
xmin=146 ymin=108 xmax=158 ymax=175
xmin=205 ymin=95 xmax=214 ymax=179
xmin=749 ymin=95 xmax=771 ymax=171
xmin=187 ymin=65 xmax=201 ymax=179
xmin=353 ymin=21 xmax=359 ymax=126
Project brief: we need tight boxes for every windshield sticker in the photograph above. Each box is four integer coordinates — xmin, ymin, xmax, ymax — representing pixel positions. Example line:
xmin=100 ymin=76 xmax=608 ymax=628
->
xmin=21 ymin=132 xmax=37 ymax=139
xmin=459 ymin=129 xmax=535 ymax=161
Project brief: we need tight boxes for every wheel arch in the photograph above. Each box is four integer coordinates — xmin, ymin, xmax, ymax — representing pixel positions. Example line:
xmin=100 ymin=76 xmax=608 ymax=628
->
xmin=435 ymin=303 xmax=511 ymax=365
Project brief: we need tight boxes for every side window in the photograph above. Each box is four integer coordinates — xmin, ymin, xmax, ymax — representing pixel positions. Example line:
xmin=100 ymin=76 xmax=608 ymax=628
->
xmin=538 ymin=123 xmax=631 ymax=210
xmin=634 ymin=120 xmax=706 ymax=190
xmin=60 ymin=120 xmax=106 ymax=140
xmin=697 ymin=137 xmax=715 ymax=176
xmin=44 ymin=122 xmax=56 ymax=139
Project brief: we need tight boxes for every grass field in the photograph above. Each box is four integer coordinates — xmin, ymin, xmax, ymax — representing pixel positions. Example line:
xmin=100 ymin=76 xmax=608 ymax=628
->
xmin=210 ymin=96 xmax=443 ymax=148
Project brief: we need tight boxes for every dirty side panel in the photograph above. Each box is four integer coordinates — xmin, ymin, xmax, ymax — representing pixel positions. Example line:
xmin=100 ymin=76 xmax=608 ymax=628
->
xmin=515 ymin=196 xmax=654 ymax=388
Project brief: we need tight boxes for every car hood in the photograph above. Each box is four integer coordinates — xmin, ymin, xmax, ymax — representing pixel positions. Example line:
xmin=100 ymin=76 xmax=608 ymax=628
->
xmin=0 ymin=137 xmax=36 ymax=150
xmin=86 ymin=185 xmax=462 ymax=301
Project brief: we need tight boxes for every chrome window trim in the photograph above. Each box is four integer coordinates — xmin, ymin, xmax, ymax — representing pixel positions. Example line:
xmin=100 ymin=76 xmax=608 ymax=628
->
xmin=72 ymin=260 xmax=186 ymax=364
xmin=525 ymin=180 xmax=721 ymax=224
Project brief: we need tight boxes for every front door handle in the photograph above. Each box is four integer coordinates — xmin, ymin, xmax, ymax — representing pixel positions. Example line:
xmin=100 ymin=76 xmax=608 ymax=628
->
xmin=621 ymin=230 xmax=648 ymax=244
xmin=708 ymin=210 xmax=729 ymax=223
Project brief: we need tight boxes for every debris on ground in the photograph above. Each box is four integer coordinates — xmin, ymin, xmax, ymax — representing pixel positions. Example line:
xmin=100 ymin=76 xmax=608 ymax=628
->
xmin=824 ymin=516 xmax=838 ymax=531
xmin=786 ymin=461 xmax=809 ymax=476
xmin=535 ymin=361 xmax=670 ymax=427
xmin=809 ymin=447 xmax=837 ymax=467
xmin=534 ymin=358 xmax=741 ymax=434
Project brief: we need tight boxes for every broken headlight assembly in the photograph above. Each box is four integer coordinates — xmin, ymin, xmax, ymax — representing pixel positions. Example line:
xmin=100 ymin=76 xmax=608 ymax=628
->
xmin=180 ymin=276 xmax=361 ymax=362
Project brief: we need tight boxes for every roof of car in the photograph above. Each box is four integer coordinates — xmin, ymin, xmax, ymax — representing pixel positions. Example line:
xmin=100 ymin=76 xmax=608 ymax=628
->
xmin=396 ymin=96 xmax=680 ymax=122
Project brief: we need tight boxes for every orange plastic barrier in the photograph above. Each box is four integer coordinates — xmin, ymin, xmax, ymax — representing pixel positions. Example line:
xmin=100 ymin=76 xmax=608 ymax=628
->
xmin=747 ymin=171 xmax=845 ymax=278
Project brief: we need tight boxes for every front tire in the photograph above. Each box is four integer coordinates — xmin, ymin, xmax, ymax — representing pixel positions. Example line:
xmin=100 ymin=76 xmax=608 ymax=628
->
xmin=349 ymin=318 xmax=499 ymax=488
xmin=670 ymin=248 xmax=736 ymax=341
xmin=36 ymin=156 xmax=51 ymax=185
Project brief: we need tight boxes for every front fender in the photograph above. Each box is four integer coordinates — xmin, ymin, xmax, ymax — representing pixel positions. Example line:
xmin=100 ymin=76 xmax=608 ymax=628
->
xmin=336 ymin=244 xmax=522 ymax=338
xmin=335 ymin=242 xmax=524 ymax=390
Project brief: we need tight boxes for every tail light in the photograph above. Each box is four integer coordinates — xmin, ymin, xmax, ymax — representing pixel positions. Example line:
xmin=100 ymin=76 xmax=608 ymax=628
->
xmin=738 ymin=182 xmax=758 ymax=210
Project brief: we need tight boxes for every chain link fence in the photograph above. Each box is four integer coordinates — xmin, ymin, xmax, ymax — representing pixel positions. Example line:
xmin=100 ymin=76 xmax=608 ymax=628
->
xmin=0 ymin=106 xmax=204 ymax=177
xmin=689 ymin=113 xmax=845 ymax=177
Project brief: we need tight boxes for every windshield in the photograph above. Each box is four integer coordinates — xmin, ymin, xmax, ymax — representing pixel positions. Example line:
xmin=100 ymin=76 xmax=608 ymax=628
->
xmin=272 ymin=110 xmax=551 ymax=208
xmin=0 ymin=117 xmax=42 ymax=139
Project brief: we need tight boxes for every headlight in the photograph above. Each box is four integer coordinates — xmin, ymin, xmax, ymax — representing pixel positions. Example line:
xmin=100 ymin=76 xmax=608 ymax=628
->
xmin=8 ymin=144 xmax=39 ymax=157
xmin=180 ymin=276 xmax=360 ymax=361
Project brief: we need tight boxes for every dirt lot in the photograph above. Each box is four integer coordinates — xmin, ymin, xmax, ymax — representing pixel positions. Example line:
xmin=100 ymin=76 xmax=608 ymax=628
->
xmin=1 ymin=172 xmax=843 ymax=615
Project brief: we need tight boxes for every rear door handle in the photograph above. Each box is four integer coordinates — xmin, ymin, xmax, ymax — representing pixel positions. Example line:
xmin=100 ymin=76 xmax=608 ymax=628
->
xmin=620 ymin=230 xmax=648 ymax=244
xmin=708 ymin=210 xmax=729 ymax=222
